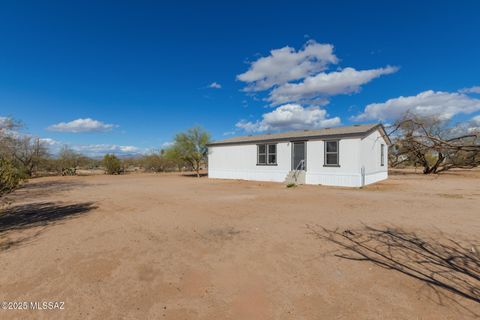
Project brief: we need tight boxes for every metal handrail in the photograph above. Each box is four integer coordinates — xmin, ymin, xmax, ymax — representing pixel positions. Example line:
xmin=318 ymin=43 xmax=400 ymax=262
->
xmin=293 ymin=159 xmax=305 ymax=182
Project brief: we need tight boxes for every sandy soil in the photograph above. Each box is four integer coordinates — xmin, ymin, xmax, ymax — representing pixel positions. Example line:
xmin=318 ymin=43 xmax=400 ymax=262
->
xmin=0 ymin=170 xmax=479 ymax=319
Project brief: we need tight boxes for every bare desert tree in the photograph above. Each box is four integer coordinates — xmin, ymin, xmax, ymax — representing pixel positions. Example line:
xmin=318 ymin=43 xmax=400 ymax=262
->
xmin=388 ymin=116 xmax=480 ymax=174
xmin=10 ymin=136 xmax=49 ymax=177
xmin=56 ymin=146 xmax=81 ymax=175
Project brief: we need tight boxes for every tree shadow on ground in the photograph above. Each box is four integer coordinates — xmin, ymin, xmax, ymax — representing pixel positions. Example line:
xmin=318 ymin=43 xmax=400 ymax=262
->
xmin=0 ymin=202 xmax=97 ymax=252
xmin=0 ymin=202 xmax=97 ymax=233
xmin=307 ymin=224 xmax=480 ymax=316
xmin=181 ymin=173 xmax=208 ymax=177
xmin=5 ymin=180 xmax=89 ymax=202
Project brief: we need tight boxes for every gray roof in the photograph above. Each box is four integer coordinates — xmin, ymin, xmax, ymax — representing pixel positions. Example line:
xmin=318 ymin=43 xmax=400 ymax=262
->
xmin=208 ymin=123 xmax=389 ymax=146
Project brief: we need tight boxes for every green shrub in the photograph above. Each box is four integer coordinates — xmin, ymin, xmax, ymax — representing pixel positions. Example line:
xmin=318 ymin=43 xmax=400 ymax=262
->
xmin=286 ymin=183 xmax=297 ymax=188
xmin=0 ymin=157 xmax=22 ymax=196
xmin=103 ymin=154 xmax=122 ymax=175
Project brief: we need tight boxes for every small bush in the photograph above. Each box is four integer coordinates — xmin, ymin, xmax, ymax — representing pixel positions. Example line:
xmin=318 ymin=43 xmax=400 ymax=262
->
xmin=286 ymin=183 xmax=297 ymax=188
xmin=142 ymin=154 xmax=165 ymax=172
xmin=0 ymin=157 xmax=22 ymax=196
xmin=61 ymin=167 xmax=77 ymax=176
xmin=103 ymin=154 xmax=122 ymax=175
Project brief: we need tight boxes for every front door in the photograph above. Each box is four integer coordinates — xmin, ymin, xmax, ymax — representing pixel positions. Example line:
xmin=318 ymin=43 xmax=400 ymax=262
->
xmin=292 ymin=142 xmax=306 ymax=170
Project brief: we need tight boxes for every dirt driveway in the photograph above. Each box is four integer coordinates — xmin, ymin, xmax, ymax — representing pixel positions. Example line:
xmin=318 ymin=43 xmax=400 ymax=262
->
xmin=1 ymin=170 xmax=479 ymax=319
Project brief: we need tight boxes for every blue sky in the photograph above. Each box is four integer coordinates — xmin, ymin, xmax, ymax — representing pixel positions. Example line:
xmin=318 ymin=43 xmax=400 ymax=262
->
xmin=1 ymin=1 xmax=480 ymax=155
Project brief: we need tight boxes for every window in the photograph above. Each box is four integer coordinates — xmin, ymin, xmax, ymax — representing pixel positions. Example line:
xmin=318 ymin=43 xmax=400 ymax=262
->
xmin=268 ymin=144 xmax=277 ymax=164
xmin=381 ymin=144 xmax=385 ymax=166
xmin=257 ymin=143 xmax=277 ymax=165
xmin=257 ymin=144 xmax=266 ymax=164
xmin=324 ymin=140 xmax=339 ymax=166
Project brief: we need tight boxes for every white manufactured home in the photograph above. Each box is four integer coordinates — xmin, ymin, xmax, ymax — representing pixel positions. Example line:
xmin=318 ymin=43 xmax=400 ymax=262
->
xmin=207 ymin=124 xmax=390 ymax=187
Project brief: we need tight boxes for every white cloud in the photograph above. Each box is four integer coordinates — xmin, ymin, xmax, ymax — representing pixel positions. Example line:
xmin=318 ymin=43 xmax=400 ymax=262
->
xmin=449 ymin=114 xmax=480 ymax=136
xmin=236 ymin=104 xmax=341 ymax=133
xmin=0 ymin=116 xmax=10 ymax=129
xmin=353 ymin=90 xmax=480 ymax=122
xmin=208 ymin=82 xmax=222 ymax=89
xmin=468 ymin=115 xmax=480 ymax=133
xmin=459 ymin=86 xmax=480 ymax=94
xmin=237 ymin=40 xmax=338 ymax=92
xmin=48 ymin=118 xmax=116 ymax=133
xmin=161 ymin=141 xmax=174 ymax=147
xmin=0 ymin=116 xmax=21 ymax=133
xmin=71 ymin=144 xmax=141 ymax=157
xmin=268 ymin=66 xmax=398 ymax=106
xmin=39 ymin=138 xmax=60 ymax=146
xmin=236 ymin=39 xmax=397 ymax=110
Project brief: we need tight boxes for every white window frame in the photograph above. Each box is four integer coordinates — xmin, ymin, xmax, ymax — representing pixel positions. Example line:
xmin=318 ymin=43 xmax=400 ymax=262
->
xmin=324 ymin=140 xmax=340 ymax=167
xmin=257 ymin=143 xmax=277 ymax=165
xmin=267 ymin=144 xmax=277 ymax=165
xmin=257 ymin=144 xmax=266 ymax=165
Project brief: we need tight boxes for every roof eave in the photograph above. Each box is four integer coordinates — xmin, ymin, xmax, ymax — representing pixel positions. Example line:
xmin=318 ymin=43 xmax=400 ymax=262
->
xmin=207 ymin=131 xmax=373 ymax=147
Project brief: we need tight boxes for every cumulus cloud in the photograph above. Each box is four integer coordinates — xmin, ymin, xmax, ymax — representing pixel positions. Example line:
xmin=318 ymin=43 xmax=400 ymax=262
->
xmin=162 ymin=141 xmax=174 ymax=147
xmin=472 ymin=115 xmax=480 ymax=124
xmin=468 ymin=115 xmax=480 ymax=133
xmin=353 ymin=90 xmax=480 ymax=122
xmin=39 ymin=138 xmax=60 ymax=146
xmin=268 ymin=66 xmax=398 ymax=106
xmin=459 ymin=86 xmax=480 ymax=94
xmin=72 ymin=144 xmax=141 ymax=157
xmin=237 ymin=40 xmax=338 ymax=92
xmin=235 ymin=104 xmax=341 ymax=133
xmin=236 ymin=39 xmax=398 ymax=110
xmin=208 ymin=82 xmax=222 ymax=89
xmin=448 ymin=114 xmax=480 ymax=136
xmin=48 ymin=118 xmax=116 ymax=133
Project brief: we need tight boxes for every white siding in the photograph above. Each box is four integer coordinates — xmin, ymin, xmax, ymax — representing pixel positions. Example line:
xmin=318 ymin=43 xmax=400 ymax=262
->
xmin=360 ymin=129 xmax=389 ymax=185
xmin=305 ymin=138 xmax=363 ymax=187
xmin=208 ymin=142 xmax=291 ymax=182
xmin=207 ymin=128 xmax=389 ymax=187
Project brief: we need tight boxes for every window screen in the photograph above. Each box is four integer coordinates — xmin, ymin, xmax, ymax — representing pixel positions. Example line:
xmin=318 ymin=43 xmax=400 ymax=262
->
xmin=268 ymin=144 xmax=276 ymax=164
xmin=257 ymin=144 xmax=277 ymax=165
xmin=257 ymin=144 xmax=266 ymax=164
xmin=325 ymin=140 xmax=339 ymax=166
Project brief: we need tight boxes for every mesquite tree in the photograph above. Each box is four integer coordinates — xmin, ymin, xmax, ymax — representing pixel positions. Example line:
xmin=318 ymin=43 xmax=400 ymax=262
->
xmin=388 ymin=116 xmax=480 ymax=174
xmin=171 ymin=127 xmax=210 ymax=177
xmin=10 ymin=136 xmax=49 ymax=177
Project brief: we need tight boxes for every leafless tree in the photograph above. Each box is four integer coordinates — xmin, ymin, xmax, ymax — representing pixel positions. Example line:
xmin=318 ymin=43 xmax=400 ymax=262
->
xmin=388 ymin=116 xmax=480 ymax=174
xmin=10 ymin=136 xmax=49 ymax=177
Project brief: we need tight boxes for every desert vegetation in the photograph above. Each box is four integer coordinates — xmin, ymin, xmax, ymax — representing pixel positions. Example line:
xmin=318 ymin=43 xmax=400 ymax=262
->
xmin=170 ymin=127 xmax=211 ymax=177
xmin=0 ymin=117 xmax=211 ymax=197
xmin=388 ymin=115 xmax=480 ymax=174
xmin=3 ymin=113 xmax=480 ymax=197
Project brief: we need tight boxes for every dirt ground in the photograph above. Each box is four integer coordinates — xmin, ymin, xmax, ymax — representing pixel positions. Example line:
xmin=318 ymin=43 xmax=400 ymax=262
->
xmin=0 ymin=170 xmax=479 ymax=319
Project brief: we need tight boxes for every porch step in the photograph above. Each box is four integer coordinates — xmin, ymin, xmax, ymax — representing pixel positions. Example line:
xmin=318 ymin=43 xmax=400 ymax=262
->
xmin=284 ymin=170 xmax=306 ymax=185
